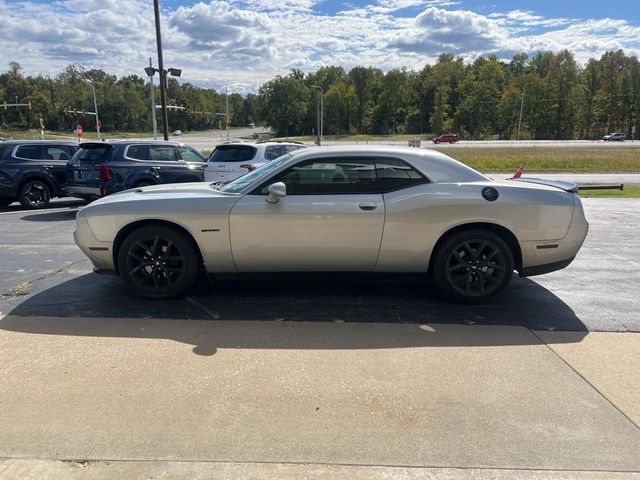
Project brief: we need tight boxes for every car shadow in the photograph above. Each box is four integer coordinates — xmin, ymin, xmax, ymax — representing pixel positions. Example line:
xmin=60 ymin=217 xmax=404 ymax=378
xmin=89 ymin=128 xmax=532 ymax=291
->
xmin=1 ymin=272 xmax=588 ymax=355
xmin=19 ymin=210 xmax=79 ymax=222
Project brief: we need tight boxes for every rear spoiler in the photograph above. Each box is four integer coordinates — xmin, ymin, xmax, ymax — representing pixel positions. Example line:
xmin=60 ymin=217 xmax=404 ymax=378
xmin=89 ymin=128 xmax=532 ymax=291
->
xmin=508 ymin=177 xmax=578 ymax=193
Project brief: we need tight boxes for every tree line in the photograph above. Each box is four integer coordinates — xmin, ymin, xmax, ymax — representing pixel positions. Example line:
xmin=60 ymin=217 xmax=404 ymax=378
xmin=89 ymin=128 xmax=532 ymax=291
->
xmin=1 ymin=49 xmax=639 ymax=140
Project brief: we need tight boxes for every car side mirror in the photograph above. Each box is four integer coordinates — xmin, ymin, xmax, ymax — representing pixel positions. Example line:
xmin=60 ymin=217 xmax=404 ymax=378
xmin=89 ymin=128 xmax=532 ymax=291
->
xmin=266 ymin=182 xmax=286 ymax=204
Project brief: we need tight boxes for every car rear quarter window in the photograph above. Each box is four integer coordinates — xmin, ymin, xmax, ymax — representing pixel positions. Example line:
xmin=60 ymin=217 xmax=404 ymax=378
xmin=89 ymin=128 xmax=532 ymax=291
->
xmin=14 ymin=145 xmax=43 ymax=160
xmin=375 ymin=157 xmax=429 ymax=192
xmin=209 ymin=145 xmax=257 ymax=163
xmin=43 ymin=146 xmax=73 ymax=161
xmin=149 ymin=145 xmax=177 ymax=161
xmin=265 ymin=145 xmax=290 ymax=161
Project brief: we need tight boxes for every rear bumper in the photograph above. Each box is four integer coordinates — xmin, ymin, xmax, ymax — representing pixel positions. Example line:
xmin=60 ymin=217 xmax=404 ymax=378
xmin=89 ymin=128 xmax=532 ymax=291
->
xmin=520 ymin=257 xmax=575 ymax=277
xmin=66 ymin=185 xmax=102 ymax=199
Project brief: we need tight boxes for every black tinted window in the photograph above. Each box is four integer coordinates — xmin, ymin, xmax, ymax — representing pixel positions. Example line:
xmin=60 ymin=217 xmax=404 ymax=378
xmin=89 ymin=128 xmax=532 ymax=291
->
xmin=149 ymin=145 xmax=176 ymax=161
xmin=43 ymin=146 xmax=72 ymax=161
xmin=127 ymin=145 xmax=150 ymax=160
xmin=15 ymin=145 xmax=42 ymax=160
xmin=75 ymin=145 xmax=111 ymax=163
xmin=375 ymin=157 xmax=429 ymax=192
xmin=262 ymin=158 xmax=378 ymax=195
xmin=209 ymin=145 xmax=257 ymax=163
xmin=265 ymin=145 xmax=289 ymax=160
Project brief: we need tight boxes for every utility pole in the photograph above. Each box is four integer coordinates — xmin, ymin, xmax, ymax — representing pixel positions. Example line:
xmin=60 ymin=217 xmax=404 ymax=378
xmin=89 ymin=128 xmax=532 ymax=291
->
xmin=311 ymin=85 xmax=323 ymax=145
xmin=149 ymin=58 xmax=158 ymax=140
xmin=86 ymin=80 xmax=101 ymax=141
xmin=517 ymin=84 xmax=527 ymax=141
xmin=225 ymin=86 xmax=230 ymax=141
xmin=153 ymin=0 xmax=169 ymax=141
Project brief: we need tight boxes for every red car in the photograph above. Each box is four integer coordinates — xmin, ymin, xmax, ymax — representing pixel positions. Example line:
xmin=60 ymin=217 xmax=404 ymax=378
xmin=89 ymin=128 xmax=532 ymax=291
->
xmin=432 ymin=133 xmax=459 ymax=144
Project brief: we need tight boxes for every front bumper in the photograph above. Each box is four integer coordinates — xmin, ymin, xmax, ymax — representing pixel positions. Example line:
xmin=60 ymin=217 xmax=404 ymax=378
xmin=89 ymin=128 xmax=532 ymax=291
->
xmin=74 ymin=213 xmax=115 ymax=271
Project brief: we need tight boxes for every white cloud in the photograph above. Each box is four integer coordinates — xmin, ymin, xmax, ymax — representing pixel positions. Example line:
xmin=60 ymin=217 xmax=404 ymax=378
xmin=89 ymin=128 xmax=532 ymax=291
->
xmin=0 ymin=0 xmax=639 ymax=91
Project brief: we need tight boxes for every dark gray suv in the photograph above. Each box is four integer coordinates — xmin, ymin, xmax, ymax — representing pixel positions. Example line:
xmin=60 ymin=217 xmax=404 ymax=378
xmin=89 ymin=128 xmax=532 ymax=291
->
xmin=65 ymin=140 xmax=206 ymax=200
xmin=0 ymin=140 xmax=79 ymax=208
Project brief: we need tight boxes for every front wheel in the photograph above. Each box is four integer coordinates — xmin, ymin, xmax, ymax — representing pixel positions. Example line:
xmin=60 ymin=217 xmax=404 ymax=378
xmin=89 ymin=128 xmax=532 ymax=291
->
xmin=18 ymin=180 xmax=51 ymax=209
xmin=432 ymin=230 xmax=514 ymax=303
xmin=117 ymin=225 xmax=199 ymax=299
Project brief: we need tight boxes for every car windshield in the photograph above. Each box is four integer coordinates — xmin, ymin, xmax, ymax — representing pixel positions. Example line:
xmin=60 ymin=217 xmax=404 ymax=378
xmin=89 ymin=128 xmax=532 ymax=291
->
xmin=219 ymin=154 xmax=292 ymax=193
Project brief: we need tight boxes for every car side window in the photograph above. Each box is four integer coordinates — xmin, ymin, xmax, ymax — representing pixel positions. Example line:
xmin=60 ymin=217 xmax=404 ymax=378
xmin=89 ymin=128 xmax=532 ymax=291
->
xmin=127 ymin=145 xmax=150 ymax=160
xmin=375 ymin=157 xmax=429 ymax=192
xmin=15 ymin=145 xmax=43 ymax=160
xmin=258 ymin=158 xmax=378 ymax=195
xmin=148 ymin=145 xmax=177 ymax=162
xmin=176 ymin=146 xmax=205 ymax=163
xmin=43 ymin=146 xmax=71 ymax=161
xmin=264 ymin=145 xmax=288 ymax=161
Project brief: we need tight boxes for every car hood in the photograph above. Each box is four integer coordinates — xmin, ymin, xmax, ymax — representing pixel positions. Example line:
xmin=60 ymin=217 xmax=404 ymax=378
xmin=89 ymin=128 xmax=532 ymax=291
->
xmin=89 ymin=182 xmax=237 ymax=206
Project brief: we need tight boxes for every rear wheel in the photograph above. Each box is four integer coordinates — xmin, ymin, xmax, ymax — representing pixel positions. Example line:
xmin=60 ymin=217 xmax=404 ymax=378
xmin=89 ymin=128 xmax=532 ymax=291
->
xmin=18 ymin=180 xmax=52 ymax=209
xmin=117 ymin=225 xmax=199 ymax=299
xmin=433 ymin=230 xmax=513 ymax=303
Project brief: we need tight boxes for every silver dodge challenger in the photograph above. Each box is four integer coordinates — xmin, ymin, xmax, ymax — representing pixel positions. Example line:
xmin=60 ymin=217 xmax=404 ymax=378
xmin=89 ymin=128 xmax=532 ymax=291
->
xmin=74 ymin=146 xmax=588 ymax=303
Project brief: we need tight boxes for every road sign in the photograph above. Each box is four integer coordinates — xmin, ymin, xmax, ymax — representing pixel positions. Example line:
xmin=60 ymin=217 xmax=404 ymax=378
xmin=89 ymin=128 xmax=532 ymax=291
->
xmin=76 ymin=124 xmax=83 ymax=137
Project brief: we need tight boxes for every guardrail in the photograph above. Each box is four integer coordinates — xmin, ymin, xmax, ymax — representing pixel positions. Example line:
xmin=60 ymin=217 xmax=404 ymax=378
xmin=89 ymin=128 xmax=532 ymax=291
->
xmin=577 ymin=184 xmax=624 ymax=191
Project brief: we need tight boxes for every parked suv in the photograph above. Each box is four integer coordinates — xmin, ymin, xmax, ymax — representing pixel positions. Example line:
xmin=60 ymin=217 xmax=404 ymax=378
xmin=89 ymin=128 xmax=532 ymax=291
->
xmin=0 ymin=140 xmax=79 ymax=208
xmin=432 ymin=133 xmax=459 ymax=144
xmin=65 ymin=141 xmax=206 ymax=200
xmin=204 ymin=140 xmax=306 ymax=183
xmin=603 ymin=132 xmax=626 ymax=141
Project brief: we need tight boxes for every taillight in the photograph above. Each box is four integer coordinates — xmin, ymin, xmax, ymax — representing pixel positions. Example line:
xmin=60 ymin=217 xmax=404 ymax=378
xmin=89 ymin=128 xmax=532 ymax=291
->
xmin=98 ymin=164 xmax=111 ymax=181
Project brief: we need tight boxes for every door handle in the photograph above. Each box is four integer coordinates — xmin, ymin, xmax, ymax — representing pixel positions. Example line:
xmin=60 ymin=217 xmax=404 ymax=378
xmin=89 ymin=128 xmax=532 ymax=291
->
xmin=358 ymin=202 xmax=377 ymax=211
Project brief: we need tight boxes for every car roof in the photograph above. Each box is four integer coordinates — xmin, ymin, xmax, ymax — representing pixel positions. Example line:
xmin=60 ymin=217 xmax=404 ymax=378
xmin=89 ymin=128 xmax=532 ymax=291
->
xmin=272 ymin=145 xmax=487 ymax=183
xmin=79 ymin=140 xmax=188 ymax=147
xmin=0 ymin=139 xmax=79 ymax=146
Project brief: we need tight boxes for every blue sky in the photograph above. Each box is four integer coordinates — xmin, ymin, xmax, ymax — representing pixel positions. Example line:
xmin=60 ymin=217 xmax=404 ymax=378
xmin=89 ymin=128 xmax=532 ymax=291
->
xmin=1 ymin=0 xmax=639 ymax=92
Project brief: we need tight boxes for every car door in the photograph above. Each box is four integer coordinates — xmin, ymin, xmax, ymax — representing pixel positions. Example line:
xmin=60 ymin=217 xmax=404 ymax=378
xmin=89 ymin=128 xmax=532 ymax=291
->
xmin=229 ymin=157 xmax=385 ymax=271
xmin=42 ymin=144 xmax=76 ymax=186
xmin=175 ymin=145 xmax=207 ymax=181
xmin=147 ymin=145 xmax=189 ymax=184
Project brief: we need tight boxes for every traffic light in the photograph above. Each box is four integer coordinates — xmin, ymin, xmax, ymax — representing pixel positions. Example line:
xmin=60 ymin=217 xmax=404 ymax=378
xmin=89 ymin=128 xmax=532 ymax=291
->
xmin=39 ymin=117 xmax=45 ymax=129
xmin=28 ymin=101 xmax=32 ymax=110
xmin=3 ymin=101 xmax=6 ymax=110
xmin=63 ymin=107 xmax=68 ymax=116
xmin=186 ymin=108 xmax=192 ymax=115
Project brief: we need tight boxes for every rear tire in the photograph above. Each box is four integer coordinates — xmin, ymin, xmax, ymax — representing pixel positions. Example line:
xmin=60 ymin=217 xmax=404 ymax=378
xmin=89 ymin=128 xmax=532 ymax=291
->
xmin=432 ymin=229 xmax=514 ymax=304
xmin=117 ymin=225 xmax=199 ymax=299
xmin=18 ymin=180 xmax=52 ymax=209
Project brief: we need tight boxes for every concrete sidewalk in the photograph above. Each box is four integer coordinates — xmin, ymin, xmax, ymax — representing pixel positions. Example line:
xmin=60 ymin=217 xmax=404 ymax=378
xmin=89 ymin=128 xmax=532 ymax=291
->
xmin=0 ymin=316 xmax=639 ymax=478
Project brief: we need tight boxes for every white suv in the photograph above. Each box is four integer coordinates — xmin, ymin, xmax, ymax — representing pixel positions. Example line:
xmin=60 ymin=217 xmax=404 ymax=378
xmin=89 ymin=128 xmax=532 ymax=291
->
xmin=204 ymin=141 xmax=307 ymax=183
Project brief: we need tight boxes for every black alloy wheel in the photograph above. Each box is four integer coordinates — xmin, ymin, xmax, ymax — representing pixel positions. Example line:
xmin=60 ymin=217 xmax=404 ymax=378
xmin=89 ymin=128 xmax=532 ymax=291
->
xmin=117 ymin=225 xmax=199 ymax=299
xmin=18 ymin=180 xmax=52 ymax=209
xmin=433 ymin=230 xmax=514 ymax=303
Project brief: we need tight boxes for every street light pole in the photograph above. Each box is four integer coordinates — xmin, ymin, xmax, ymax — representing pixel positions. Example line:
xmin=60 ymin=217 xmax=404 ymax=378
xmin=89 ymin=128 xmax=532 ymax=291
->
xmin=148 ymin=58 xmax=158 ymax=140
xmin=153 ymin=0 xmax=169 ymax=141
xmin=311 ymin=85 xmax=323 ymax=146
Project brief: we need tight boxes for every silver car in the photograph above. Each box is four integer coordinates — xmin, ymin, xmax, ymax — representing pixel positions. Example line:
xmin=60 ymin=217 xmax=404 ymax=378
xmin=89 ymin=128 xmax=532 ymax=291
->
xmin=74 ymin=146 xmax=588 ymax=303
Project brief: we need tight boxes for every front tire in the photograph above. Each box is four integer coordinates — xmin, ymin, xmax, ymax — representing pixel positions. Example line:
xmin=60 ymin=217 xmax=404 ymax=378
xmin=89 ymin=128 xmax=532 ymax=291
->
xmin=432 ymin=230 xmax=514 ymax=303
xmin=18 ymin=180 xmax=51 ymax=209
xmin=117 ymin=225 xmax=199 ymax=299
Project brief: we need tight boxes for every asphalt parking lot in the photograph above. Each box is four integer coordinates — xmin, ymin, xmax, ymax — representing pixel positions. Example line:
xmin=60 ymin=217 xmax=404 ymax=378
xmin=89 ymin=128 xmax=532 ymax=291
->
xmin=1 ymin=197 xmax=640 ymax=479
xmin=0 ymin=198 xmax=638 ymax=333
